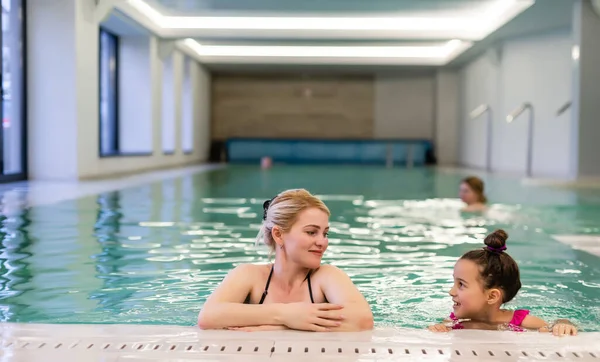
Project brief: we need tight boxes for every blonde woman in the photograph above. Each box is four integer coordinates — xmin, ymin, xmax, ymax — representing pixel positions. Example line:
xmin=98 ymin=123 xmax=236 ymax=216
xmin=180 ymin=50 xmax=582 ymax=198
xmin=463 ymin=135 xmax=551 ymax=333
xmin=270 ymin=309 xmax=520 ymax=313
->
xmin=198 ymin=189 xmax=374 ymax=332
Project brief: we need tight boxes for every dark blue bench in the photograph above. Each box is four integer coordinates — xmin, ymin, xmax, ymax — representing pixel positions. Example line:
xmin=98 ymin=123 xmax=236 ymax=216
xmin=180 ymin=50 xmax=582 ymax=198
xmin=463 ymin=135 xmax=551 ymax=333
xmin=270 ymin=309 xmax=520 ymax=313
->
xmin=225 ymin=138 xmax=434 ymax=166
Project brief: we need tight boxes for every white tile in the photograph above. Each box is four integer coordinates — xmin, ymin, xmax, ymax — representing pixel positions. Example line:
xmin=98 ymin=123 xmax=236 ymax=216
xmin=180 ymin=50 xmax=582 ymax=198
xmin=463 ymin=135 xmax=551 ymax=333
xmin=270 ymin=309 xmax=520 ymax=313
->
xmin=552 ymin=234 xmax=600 ymax=257
xmin=1 ymin=323 xmax=599 ymax=361
xmin=0 ymin=350 xmax=120 ymax=362
xmin=117 ymin=356 xmax=269 ymax=362
xmin=0 ymin=164 xmax=223 ymax=208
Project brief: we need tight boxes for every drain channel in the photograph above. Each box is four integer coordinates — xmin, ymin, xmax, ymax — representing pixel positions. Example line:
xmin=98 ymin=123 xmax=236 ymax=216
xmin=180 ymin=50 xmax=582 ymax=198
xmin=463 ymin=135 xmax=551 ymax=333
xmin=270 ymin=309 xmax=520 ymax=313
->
xmin=1 ymin=338 xmax=599 ymax=360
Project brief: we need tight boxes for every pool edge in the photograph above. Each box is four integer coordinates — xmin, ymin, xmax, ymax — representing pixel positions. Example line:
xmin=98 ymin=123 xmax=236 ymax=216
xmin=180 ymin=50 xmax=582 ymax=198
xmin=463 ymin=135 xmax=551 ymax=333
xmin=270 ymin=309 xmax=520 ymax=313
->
xmin=1 ymin=322 xmax=599 ymax=361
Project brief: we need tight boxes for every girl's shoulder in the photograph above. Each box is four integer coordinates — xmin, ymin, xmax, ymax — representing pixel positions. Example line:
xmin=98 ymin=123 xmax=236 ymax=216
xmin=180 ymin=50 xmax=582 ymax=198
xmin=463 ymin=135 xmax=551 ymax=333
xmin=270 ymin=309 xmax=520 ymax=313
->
xmin=508 ymin=309 xmax=530 ymax=326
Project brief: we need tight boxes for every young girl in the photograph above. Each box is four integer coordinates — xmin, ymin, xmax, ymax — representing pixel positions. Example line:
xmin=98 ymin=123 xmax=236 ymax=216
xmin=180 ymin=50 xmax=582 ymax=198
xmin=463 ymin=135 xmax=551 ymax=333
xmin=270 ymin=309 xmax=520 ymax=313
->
xmin=428 ymin=229 xmax=578 ymax=336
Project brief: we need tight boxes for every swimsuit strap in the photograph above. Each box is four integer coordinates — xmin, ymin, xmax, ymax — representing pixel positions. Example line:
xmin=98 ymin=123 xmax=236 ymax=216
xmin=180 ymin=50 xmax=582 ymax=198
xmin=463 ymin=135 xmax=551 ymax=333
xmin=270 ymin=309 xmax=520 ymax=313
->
xmin=306 ymin=270 xmax=315 ymax=303
xmin=258 ymin=265 xmax=315 ymax=304
xmin=508 ymin=309 xmax=530 ymax=330
xmin=258 ymin=265 xmax=274 ymax=304
xmin=449 ymin=312 xmax=464 ymax=329
xmin=448 ymin=310 xmax=530 ymax=332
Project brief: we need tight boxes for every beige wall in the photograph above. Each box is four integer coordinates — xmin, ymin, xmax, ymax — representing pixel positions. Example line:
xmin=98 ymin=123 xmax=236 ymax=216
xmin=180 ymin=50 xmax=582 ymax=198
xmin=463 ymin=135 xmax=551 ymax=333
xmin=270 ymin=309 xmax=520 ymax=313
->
xmin=435 ymin=71 xmax=460 ymax=165
xmin=211 ymin=74 xmax=375 ymax=140
xmin=28 ymin=0 xmax=212 ymax=181
xmin=374 ymin=75 xmax=435 ymax=139
xmin=210 ymin=72 xmax=463 ymax=165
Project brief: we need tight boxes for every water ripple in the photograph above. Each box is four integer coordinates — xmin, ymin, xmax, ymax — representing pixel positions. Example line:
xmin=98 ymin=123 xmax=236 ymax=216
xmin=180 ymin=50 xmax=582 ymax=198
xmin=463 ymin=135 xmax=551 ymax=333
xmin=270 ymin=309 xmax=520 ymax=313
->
xmin=0 ymin=167 xmax=599 ymax=331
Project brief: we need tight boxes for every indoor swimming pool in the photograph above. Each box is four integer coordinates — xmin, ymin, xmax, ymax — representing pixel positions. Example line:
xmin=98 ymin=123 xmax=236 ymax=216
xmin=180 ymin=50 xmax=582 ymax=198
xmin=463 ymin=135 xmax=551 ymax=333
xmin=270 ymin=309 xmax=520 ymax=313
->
xmin=1 ymin=165 xmax=599 ymax=333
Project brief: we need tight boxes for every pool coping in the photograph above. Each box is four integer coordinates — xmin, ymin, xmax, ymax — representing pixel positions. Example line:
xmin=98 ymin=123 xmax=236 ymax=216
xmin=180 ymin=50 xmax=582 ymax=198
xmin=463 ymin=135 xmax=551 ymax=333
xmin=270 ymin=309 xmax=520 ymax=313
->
xmin=4 ymin=164 xmax=598 ymax=211
xmin=1 ymin=322 xmax=599 ymax=361
xmin=0 ymin=163 xmax=224 ymax=208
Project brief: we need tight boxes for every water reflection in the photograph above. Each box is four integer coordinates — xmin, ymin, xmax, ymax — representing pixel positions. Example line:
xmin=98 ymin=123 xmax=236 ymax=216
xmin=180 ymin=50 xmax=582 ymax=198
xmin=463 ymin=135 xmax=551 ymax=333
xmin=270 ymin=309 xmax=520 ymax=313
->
xmin=0 ymin=202 xmax=32 ymax=322
xmin=0 ymin=166 xmax=598 ymax=330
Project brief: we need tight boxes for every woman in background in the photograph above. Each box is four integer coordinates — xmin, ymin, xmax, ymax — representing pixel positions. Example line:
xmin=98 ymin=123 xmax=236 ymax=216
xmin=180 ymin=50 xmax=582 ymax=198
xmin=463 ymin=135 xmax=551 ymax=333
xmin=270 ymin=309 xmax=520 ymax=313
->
xmin=459 ymin=176 xmax=487 ymax=212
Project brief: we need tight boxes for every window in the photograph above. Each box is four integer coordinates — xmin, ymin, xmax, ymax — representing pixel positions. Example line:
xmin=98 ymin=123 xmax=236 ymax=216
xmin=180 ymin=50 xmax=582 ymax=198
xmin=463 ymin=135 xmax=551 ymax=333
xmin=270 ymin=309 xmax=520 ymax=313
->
xmin=0 ymin=0 xmax=26 ymax=182
xmin=99 ymin=28 xmax=119 ymax=156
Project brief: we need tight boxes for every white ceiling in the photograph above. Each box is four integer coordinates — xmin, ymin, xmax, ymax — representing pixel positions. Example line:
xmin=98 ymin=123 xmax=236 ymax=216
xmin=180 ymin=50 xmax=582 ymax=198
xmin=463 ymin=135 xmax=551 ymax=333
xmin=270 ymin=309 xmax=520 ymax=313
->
xmin=110 ymin=0 xmax=573 ymax=68
xmin=144 ymin=0 xmax=503 ymax=16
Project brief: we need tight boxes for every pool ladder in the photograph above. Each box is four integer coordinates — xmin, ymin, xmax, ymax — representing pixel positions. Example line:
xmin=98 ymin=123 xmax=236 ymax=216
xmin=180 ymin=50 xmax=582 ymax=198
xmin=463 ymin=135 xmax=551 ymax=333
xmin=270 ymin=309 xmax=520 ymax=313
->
xmin=386 ymin=144 xmax=414 ymax=168
xmin=470 ymin=104 xmax=493 ymax=172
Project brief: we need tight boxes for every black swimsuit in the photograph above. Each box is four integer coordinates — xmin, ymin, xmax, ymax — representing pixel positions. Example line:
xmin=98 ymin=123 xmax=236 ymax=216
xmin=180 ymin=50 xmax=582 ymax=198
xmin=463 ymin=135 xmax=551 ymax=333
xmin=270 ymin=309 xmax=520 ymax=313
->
xmin=258 ymin=265 xmax=315 ymax=304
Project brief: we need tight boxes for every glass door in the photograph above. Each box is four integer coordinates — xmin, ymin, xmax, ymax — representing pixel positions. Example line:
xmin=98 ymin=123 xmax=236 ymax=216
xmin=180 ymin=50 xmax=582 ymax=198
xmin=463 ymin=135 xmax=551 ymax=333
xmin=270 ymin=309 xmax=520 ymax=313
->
xmin=0 ymin=0 xmax=26 ymax=182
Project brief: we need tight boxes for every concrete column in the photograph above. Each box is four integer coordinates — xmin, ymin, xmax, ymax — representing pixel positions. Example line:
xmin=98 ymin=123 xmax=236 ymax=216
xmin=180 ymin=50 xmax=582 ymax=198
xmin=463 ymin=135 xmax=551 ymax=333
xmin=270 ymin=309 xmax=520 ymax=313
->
xmin=27 ymin=0 xmax=79 ymax=180
xmin=434 ymin=70 xmax=460 ymax=166
xmin=570 ymin=0 xmax=600 ymax=178
xmin=192 ymin=62 xmax=211 ymax=161
xmin=182 ymin=57 xmax=194 ymax=153
xmin=161 ymin=52 xmax=175 ymax=154
xmin=173 ymin=51 xmax=184 ymax=155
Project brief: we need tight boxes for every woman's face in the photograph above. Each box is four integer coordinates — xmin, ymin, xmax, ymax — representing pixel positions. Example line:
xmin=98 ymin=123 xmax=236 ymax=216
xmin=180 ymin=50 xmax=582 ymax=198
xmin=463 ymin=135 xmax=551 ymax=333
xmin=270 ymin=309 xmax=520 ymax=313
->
xmin=459 ymin=182 xmax=479 ymax=205
xmin=280 ymin=207 xmax=329 ymax=269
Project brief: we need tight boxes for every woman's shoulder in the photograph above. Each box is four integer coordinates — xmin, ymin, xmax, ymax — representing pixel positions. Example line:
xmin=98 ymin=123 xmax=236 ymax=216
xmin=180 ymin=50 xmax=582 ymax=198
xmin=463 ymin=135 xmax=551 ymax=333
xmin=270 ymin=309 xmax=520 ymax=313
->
xmin=312 ymin=264 xmax=348 ymax=278
xmin=461 ymin=203 xmax=488 ymax=213
xmin=228 ymin=263 xmax=271 ymax=277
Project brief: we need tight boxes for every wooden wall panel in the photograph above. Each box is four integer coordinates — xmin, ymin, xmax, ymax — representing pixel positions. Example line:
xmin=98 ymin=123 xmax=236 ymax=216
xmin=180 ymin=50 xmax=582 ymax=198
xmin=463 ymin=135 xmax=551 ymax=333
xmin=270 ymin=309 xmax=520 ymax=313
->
xmin=211 ymin=74 xmax=374 ymax=140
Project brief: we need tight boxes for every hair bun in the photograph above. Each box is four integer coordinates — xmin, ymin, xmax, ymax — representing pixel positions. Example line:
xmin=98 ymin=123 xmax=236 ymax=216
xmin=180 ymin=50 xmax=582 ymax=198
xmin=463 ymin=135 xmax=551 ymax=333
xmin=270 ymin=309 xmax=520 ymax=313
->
xmin=484 ymin=229 xmax=508 ymax=249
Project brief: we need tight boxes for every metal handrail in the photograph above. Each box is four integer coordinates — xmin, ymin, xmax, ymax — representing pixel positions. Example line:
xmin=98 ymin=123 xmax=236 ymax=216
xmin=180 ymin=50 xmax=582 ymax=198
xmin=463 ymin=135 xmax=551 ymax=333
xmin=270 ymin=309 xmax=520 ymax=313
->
xmin=386 ymin=144 xmax=393 ymax=168
xmin=469 ymin=104 xmax=493 ymax=172
xmin=556 ymin=101 xmax=572 ymax=116
xmin=506 ymin=102 xmax=534 ymax=177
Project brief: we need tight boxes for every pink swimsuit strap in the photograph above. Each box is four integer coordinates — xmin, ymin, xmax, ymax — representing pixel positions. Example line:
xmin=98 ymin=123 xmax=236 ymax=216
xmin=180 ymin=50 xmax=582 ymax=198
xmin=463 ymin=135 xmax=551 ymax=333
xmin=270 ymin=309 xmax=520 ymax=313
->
xmin=507 ymin=309 xmax=530 ymax=331
xmin=449 ymin=310 xmax=530 ymax=331
xmin=449 ymin=312 xmax=464 ymax=329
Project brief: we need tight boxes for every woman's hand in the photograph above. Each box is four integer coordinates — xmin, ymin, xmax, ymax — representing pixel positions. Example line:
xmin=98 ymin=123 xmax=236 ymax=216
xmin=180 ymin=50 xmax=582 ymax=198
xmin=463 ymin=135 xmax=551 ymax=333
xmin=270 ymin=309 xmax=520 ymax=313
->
xmin=428 ymin=323 xmax=452 ymax=333
xmin=227 ymin=325 xmax=288 ymax=332
xmin=279 ymin=302 xmax=345 ymax=332
xmin=539 ymin=320 xmax=578 ymax=336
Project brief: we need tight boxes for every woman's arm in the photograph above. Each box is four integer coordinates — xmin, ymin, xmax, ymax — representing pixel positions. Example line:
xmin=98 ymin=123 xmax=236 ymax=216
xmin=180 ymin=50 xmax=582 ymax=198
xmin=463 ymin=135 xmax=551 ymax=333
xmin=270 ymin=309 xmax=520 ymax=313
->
xmin=319 ymin=265 xmax=374 ymax=332
xmin=198 ymin=264 xmax=345 ymax=331
xmin=228 ymin=325 xmax=290 ymax=332
xmin=198 ymin=264 xmax=284 ymax=329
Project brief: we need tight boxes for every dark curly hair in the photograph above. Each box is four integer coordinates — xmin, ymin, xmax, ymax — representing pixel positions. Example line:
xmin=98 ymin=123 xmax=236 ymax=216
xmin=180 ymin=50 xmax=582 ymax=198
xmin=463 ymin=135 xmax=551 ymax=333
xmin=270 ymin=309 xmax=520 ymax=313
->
xmin=460 ymin=229 xmax=521 ymax=303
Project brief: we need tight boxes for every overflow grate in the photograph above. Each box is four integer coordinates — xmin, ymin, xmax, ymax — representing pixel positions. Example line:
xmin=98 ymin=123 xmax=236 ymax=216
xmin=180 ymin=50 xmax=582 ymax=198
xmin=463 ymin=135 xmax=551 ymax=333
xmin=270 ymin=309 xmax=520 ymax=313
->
xmin=0 ymin=336 xmax=598 ymax=360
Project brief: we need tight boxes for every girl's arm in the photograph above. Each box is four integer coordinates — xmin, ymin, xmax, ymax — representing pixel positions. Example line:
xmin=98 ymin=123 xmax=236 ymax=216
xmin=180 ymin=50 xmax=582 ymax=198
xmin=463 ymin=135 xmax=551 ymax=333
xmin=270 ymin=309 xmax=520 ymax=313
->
xmin=319 ymin=265 xmax=374 ymax=332
xmin=522 ymin=315 xmax=578 ymax=336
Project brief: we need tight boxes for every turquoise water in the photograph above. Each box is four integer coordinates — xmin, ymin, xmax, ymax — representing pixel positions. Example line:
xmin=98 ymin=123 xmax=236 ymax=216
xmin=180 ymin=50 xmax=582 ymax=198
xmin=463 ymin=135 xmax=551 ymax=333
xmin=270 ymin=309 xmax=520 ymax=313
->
xmin=1 ymin=165 xmax=600 ymax=330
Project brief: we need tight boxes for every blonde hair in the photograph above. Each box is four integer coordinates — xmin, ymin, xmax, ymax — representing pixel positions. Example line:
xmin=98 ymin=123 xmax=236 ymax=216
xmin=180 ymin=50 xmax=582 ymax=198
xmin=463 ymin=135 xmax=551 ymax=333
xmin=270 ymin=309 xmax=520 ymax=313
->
xmin=256 ymin=189 xmax=330 ymax=252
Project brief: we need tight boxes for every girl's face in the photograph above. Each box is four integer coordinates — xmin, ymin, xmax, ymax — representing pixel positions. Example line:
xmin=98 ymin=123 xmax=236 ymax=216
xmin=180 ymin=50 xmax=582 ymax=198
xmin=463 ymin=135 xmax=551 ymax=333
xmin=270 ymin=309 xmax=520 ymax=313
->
xmin=459 ymin=182 xmax=479 ymax=205
xmin=448 ymin=259 xmax=496 ymax=319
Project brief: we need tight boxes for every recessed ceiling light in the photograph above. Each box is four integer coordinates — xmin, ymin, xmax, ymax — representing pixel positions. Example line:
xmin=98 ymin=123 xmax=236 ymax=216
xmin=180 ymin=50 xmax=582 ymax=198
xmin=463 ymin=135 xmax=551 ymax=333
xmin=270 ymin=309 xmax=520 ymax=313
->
xmin=123 ymin=0 xmax=535 ymax=40
xmin=179 ymin=39 xmax=473 ymax=65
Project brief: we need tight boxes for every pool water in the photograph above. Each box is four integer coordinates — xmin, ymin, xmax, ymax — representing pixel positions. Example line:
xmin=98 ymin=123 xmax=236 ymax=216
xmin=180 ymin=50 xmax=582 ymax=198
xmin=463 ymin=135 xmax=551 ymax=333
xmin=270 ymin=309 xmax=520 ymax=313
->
xmin=1 ymin=165 xmax=600 ymax=330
